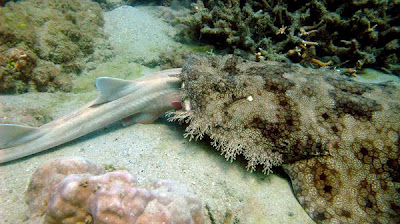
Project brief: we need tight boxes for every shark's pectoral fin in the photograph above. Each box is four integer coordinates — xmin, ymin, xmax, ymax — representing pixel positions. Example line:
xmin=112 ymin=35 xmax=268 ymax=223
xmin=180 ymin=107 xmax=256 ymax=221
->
xmin=93 ymin=77 xmax=136 ymax=106
xmin=0 ymin=124 xmax=39 ymax=148
xmin=122 ymin=112 xmax=162 ymax=127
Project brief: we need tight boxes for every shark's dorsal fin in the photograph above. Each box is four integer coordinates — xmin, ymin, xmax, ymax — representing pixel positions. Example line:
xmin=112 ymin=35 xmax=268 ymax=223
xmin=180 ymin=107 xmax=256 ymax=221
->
xmin=0 ymin=124 xmax=38 ymax=148
xmin=93 ymin=77 xmax=134 ymax=105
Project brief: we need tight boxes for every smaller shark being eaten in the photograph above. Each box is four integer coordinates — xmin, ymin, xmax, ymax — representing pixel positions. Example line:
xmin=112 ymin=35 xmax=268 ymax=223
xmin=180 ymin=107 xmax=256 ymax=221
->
xmin=0 ymin=68 xmax=182 ymax=164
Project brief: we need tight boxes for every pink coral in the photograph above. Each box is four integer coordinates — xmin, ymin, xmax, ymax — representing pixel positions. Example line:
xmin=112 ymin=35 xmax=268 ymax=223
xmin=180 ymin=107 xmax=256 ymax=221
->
xmin=138 ymin=180 xmax=205 ymax=224
xmin=25 ymin=157 xmax=105 ymax=217
xmin=25 ymin=157 xmax=204 ymax=224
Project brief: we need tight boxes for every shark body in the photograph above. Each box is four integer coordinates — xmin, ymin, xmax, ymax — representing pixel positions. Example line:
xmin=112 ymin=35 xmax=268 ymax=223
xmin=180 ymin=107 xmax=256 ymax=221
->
xmin=0 ymin=68 xmax=182 ymax=164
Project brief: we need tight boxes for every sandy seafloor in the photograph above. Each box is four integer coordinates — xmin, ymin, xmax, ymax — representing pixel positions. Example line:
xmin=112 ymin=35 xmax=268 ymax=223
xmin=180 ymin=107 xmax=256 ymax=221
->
xmin=0 ymin=97 xmax=314 ymax=223
xmin=0 ymin=5 xmax=359 ymax=224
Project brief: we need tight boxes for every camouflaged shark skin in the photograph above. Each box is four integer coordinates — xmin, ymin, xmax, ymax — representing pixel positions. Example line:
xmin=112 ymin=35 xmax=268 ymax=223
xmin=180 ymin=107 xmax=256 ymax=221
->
xmin=171 ymin=54 xmax=399 ymax=223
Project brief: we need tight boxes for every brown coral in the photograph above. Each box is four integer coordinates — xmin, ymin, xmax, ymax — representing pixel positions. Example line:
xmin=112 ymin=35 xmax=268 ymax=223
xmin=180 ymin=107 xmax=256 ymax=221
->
xmin=170 ymin=54 xmax=399 ymax=223
xmin=0 ymin=47 xmax=36 ymax=93
xmin=0 ymin=0 xmax=105 ymax=93
xmin=0 ymin=47 xmax=72 ymax=93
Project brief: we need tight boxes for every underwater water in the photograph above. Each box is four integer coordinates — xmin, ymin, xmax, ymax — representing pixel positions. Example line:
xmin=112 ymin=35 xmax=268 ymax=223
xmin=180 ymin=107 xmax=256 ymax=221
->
xmin=0 ymin=1 xmax=399 ymax=224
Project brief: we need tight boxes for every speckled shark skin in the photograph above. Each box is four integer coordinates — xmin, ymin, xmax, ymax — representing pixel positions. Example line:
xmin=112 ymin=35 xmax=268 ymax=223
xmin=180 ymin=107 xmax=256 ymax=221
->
xmin=0 ymin=68 xmax=182 ymax=164
xmin=170 ymin=55 xmax=399 ymax=223
xmin=1 ymin=54 xmax=399 ymax=223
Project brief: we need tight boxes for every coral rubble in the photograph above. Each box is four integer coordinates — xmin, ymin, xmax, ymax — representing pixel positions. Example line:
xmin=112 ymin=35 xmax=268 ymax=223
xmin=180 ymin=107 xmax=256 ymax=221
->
xmin=179 ymin=0 xmax=400 ymax=74
xmin=26 ymin=157 xmax=204 ymax=224
xmin=170 ymin=54 xmax=399 ymax=223
xmin=0 ymin=0 xmax=105 ymax=93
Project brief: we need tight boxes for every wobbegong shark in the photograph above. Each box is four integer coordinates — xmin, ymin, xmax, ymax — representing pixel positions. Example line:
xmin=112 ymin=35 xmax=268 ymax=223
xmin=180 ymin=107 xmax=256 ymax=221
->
xmin=0 ymin=68 xmax=183 ymax=164
xmin=1 ymin=54 xmax=399 ymax=223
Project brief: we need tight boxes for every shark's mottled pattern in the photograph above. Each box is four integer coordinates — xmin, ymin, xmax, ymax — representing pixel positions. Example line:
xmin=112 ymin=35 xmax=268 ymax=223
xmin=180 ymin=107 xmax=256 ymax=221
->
xmin=2 ymin=55 xmax=399 ymax=224
xmin=170 ymin=55 xmax=399 ymax=223
xmin=0 ymin=69 xmax=182 ymax=163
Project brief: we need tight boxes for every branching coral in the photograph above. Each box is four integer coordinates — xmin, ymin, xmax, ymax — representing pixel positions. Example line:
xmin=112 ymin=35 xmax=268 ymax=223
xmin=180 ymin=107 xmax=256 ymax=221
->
xmin=178 ymin=0 xmax=400 ymax=74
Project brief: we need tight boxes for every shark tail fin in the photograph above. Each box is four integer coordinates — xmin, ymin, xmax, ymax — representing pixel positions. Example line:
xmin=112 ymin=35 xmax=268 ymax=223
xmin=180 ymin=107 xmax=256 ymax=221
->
xmin=0 ymin=124 xmax=39 ymax=149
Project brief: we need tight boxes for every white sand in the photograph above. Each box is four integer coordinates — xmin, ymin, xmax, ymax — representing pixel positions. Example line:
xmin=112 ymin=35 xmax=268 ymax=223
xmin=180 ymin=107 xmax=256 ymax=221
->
xmin=0 ymin=92 xmax=314 ymax=223
xmin=104 ymin=6 xmax=182 ymax=64
xmin=0 ymin=6 xmax=314 ymax=224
